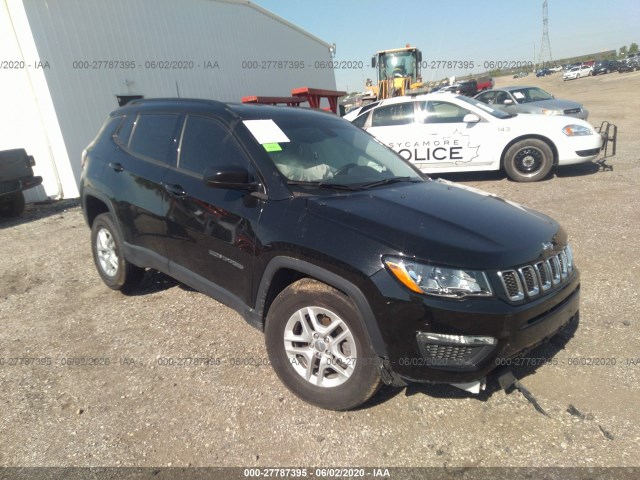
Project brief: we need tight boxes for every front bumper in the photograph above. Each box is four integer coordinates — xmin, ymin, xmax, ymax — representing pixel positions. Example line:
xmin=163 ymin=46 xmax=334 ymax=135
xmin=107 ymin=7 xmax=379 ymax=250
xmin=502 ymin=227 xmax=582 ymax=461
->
xmin=0 ymin=176 xmax=42 ymax=197
xmin=370 ymin=267 xmax=580 ymax=384
xmin=556 ymin=134 xmax=602 ymax=165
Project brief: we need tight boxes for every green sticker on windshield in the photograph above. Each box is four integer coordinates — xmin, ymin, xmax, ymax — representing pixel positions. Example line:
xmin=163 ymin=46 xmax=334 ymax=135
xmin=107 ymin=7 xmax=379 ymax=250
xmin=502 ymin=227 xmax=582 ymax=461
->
xmin=263 ymin=143 xmax=282 ymax=152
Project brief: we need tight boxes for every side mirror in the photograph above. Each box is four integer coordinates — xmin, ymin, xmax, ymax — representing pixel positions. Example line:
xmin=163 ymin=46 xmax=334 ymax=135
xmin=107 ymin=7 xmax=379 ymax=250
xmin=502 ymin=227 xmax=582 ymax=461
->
xmin=371 ymin=56 xmax=377 ymax=68
xmin=416 ymin=51 xmax=422 ymax=63
xmin=503 ymin=99 xmax=514 ymax=105
xmin=204 ymin=166 xmax=259 ymax=191
xmin=463 ymin=114 xmax=481 ymax=123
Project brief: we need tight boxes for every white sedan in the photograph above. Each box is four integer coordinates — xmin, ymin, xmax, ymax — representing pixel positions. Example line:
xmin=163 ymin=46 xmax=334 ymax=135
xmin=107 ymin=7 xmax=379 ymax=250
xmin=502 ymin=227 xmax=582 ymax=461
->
xmin=348 ymin=93 xmax=602 ymax=182
xmin=562 ymin=65 xmax=592 ymax=80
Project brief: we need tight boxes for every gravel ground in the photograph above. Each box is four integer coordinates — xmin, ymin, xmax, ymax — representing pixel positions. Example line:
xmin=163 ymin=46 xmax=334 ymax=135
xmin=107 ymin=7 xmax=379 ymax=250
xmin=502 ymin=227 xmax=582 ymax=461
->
xmin=1 ymin=71 xmax=639 ymax=473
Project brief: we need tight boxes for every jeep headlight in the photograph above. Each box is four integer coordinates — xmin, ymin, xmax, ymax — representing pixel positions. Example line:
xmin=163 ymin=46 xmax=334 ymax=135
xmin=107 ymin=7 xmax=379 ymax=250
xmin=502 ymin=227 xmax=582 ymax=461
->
xmin=562 ymin=124 xmax=593 ymax=136
xmin=384 ymin=257 xmax=493 ymax=298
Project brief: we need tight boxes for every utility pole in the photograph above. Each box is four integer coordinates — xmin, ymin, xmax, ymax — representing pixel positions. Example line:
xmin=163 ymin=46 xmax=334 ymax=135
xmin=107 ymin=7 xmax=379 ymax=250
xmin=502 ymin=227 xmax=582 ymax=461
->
xmin=539 ymin=0 xmax=553 ymax=67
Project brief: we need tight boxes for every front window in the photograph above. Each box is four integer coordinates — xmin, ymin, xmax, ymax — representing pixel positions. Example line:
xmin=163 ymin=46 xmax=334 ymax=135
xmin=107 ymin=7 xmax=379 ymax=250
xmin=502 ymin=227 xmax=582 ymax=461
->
xmin=457 ymin=96 xmax=514 ymax=119
xmin=378 ymin=51 xmax=418 ymax=81
xmin=476 ymin=92 xmax=496 ymax=104
xmin=245 ymin=114 xmax=423 ymax=187
xmin=178 ymin=115 xmax=249 ymax=176
xmin=507 ymin=87 xmax=553 ymax=103
xmin=417 ymin=101 xmax=471 ymax=124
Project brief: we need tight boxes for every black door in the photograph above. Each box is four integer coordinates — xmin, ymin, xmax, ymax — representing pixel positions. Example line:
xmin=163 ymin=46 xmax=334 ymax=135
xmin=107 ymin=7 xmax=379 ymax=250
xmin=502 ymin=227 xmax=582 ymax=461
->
xmin=163 ymin=114 xmax=262 ymax=306
xmin=108 ymin=112 xmax=182 ymax=259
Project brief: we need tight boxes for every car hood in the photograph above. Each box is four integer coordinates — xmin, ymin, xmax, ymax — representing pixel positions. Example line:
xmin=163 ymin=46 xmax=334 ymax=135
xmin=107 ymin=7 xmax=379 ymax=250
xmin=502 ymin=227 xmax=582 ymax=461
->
xmin=498 ymin=111 xmax=593 ymax=130
xmin=305 ymin=180 xmax=564 ymax=270
xmin=528 ymin=99 xmax=583 ymax=110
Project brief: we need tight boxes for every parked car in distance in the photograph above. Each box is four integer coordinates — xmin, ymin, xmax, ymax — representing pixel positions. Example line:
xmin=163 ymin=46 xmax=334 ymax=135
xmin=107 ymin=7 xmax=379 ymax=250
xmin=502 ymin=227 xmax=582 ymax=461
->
xmin=592 ymin=60 xmax=620 ymax=75
xmin=475 ymin=86 xmax=588 ymax=120
xmin=435 ymin=81 xmax=478 ymax=96
xmin=536 ymin=68 xmax=552 ymax=77
xmin=476 ymin=76 xmax=494 ymax=92
xmin=0 ymin=148 xmax=42 ymax=217
xmin=348 ymin=93 xmax=602 ymax=182
xmin=618 ymin=58 xmax=639 ymax=73
xmin=513 ymin=71 xmax=529 ymax=79
xmin=81 ymin=98 xmax=582 ymax=410
xmin=562 ymin=65 xmax=591 ymax=80
xmin=437 ymin=84 xmax=459 ymax=93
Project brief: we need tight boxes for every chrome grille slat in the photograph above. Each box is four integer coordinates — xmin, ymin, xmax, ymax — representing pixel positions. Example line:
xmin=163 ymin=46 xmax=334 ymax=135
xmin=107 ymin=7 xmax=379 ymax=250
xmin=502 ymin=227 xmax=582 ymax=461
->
xmin=498 ymin=270 xmax=524 ymax=301
xmin=548 ymin=257 xmax=559 ymax=284
xmin=519 ymin=265 xmax=539 ymax=296
xmin=534 ymin=261 xmax=552 ymax=291
xmin=498 ymin=246 xmax=574 ymax=301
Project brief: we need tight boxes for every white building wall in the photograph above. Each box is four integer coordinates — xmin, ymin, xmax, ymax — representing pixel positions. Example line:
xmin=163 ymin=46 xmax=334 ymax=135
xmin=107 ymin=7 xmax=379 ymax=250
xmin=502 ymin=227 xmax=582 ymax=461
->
xmin=3 ymin=0 xmax=336 ymax=199
xmin=1 ymin=0 xmax=79 ymax=199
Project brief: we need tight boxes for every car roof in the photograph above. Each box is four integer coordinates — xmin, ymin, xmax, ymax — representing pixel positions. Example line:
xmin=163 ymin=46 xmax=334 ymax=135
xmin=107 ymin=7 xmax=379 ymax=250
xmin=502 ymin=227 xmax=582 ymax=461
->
xmin=112 ymin=98 xmax=344 ymax=124
xmin=477 ymin=86 xmax=540 ymax=93
xmin=374 ymin=93 xmax=461 ymax=106
xmin=496 ymin=86 xmax=538 ymax=91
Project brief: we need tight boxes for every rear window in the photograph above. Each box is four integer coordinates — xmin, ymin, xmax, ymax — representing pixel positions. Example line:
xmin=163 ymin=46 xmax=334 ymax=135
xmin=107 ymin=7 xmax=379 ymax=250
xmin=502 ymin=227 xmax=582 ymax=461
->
xmin=114 ymin=115 xmax=136 ymax=147
xmin=128 ymin=114 xmax=181 ymax=163
xmin=370 ymin=102 xmax=416 ymax=127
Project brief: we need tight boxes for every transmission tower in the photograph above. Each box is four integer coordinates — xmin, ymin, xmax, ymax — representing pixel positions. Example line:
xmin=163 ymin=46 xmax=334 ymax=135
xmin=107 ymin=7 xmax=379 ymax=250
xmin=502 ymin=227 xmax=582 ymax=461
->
xmin=539 ymin=0 xmax=553 ymax=67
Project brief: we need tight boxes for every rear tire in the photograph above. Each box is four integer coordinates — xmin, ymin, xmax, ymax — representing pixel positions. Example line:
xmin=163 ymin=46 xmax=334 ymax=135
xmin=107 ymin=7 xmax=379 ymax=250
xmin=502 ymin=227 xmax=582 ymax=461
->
xmin=265 ymin=279 xmax=382 ymax=410
xmin=91 ymin=213 xmax=145 ymax=292
xmin=0 ymin=192 xmax=26 ymax=217
xmin=503 ymin=139 xmax=554 ymax=182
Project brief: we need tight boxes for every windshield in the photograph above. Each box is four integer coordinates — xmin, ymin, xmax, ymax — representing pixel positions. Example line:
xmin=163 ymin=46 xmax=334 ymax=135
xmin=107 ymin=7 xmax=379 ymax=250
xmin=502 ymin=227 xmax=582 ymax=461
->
xmin=245 ymin=114 xmax=424 ymax=187
xmin=507 ymin=87 xmax=554 ymax=103
xmin=457 ymin=96 xmax=514 ymax=119
xmin=378 ymin=51 xmax=418 ymax=81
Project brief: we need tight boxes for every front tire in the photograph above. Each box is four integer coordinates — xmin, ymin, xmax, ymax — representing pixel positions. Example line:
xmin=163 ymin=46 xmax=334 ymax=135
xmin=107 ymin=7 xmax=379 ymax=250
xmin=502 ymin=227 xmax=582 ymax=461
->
xmin=503 ymin=138 xmax=554 ymax=182
xmin=265 ymin=279 xmax=382 ymax=410
xmin=91 ymin=213 xmax=145 ymax=291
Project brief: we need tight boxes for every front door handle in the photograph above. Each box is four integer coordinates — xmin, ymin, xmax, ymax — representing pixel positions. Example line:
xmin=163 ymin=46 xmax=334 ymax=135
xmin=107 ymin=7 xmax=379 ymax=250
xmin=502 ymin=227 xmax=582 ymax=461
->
xmin=164 ymin=183 xmax=186 ymax=197
xmin=108 ymin=162 xmax=124 ymax=172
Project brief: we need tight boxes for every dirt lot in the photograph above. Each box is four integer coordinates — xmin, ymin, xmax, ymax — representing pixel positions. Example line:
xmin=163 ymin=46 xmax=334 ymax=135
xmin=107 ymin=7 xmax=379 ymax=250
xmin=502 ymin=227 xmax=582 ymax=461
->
xmin=1 ymin=70 xmax=639 ymax=473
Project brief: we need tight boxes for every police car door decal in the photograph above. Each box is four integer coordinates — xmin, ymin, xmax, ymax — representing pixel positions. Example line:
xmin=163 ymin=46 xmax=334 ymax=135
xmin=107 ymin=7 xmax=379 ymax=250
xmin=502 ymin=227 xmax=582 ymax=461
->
xmin=367 ymin=100 xmax=494 ymax=172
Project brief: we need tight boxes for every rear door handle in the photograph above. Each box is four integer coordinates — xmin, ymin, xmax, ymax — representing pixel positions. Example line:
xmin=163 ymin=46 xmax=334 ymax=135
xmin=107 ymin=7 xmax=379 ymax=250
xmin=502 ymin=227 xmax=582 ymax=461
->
xmin=108 ymin=162 xmax=124 ymax=172
xmin=164 ymin=183 xmax=186 ymax=197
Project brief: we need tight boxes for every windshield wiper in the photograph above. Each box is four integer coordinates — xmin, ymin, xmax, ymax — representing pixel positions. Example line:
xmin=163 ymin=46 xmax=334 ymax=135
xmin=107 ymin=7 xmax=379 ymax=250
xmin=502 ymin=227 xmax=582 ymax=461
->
xmin=287 ymin=180 xmax=362 ymax=191
xmin=359 ymin=176 xmax=418 ymax=189
xmin=316 ymin=182 xmax=363 ymax=191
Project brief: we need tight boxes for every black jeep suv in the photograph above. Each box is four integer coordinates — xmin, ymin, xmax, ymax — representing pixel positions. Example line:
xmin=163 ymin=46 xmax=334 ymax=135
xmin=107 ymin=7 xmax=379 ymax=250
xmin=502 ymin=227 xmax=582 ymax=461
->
xmin=81 ymin=99 xmax=580 ymax=410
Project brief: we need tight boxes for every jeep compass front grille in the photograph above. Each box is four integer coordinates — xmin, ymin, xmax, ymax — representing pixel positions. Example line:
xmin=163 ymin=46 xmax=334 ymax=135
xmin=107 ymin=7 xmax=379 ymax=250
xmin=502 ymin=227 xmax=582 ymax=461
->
xmin=498 ymin=246 xmax=574 ymax=302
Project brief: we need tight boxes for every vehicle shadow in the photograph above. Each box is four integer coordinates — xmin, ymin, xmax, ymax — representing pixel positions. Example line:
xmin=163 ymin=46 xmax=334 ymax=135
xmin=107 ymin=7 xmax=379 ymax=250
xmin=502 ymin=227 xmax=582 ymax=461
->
xmin=124 ymin=270 xmax=178 ymax=296
xmin=430 ymin=161 xmax=608 ymax=183
xmin=429 ymin=171 xmax=506 ymax=183
xmin=0 ymin=199 xmax=80 ymax=230
xmin=123 ymin=269 xmax=198 ymax=296
xmin=361 ymin=314 xmax=580 ymax=409
xmin=555 ymin=160 xmax=612 ymax=178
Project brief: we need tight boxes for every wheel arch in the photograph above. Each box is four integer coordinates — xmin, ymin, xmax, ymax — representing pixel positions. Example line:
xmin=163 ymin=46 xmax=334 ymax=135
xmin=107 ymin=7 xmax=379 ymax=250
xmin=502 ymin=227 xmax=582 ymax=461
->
xmin=82 ymin=191 xmax=114 ymax=227
xmin=500 ymin=134 xmax=559 ymax=170
xmin=254 ymin=256 xmax=388 ymax=359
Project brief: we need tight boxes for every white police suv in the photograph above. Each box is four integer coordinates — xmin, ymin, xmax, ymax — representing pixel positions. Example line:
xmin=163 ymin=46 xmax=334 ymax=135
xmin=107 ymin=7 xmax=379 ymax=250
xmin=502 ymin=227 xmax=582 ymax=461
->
xmin=347 ymin=94 xmax=603 ymax=182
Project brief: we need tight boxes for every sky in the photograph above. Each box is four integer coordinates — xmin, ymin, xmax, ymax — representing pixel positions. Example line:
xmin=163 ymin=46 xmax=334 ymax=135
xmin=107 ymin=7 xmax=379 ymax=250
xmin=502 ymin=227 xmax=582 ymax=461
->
xmin=255 ymin=0 xmax=640 ymax=92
